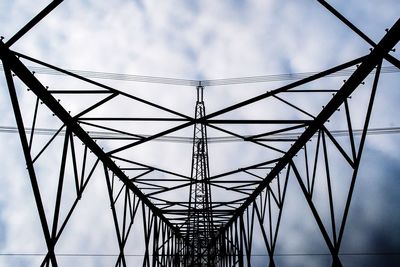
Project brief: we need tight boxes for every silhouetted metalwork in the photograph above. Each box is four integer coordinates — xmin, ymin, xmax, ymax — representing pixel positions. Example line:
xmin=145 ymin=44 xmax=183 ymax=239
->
xmin=0 ymin=1 xmax=399 ymax=266
xmin=185 ymin=85 xmax=215 ymax=266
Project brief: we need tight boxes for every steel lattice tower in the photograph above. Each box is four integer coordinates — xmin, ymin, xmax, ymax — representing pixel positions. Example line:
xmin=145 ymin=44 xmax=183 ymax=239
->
xmin=186 ymin=85 xmax=215 ymax=266
xmin=0 ymin=1 xmax=399 ymax=267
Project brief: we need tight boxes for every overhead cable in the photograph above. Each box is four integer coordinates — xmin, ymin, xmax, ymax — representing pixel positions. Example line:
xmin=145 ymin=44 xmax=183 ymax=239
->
xmin=0 ymin=126 xmax=399 ymax=143
xmin=1 ymin=63 xmax=397 ymax=86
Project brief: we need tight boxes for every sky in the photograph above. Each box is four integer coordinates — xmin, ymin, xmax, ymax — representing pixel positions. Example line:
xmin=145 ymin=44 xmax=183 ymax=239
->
xmin=0 ymin=0 xmax=399 ymax=266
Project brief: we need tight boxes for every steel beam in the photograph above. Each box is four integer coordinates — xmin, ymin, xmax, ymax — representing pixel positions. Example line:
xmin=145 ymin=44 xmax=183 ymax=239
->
xmin=317 ymin=0 xmax=400 ymax=69
xmin=0 ymin=40 xmax=184 ymax=240
xmin=3 ymin=63 xmax=58 ymax=266
xmin=5 ymin=0 xmax=64 ymax=47
xmin=209 ymin=18 xmax=400 ymax=250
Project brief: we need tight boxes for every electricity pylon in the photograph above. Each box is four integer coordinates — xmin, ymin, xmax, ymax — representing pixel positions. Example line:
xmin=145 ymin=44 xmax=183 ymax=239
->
xmin=0 ymin=1 xmax=399 ymax=267
xmin=186 ymin=85 xmax=215 ymax=266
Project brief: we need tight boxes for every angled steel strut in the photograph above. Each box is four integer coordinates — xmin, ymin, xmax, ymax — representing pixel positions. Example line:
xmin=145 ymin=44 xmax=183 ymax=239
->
xmin=206 ymin=18 xmax=400 ymax=267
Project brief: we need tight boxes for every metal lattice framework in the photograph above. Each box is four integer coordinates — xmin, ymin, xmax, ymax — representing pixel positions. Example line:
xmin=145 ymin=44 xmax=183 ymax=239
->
xmin=186 ymin=85 xmax=215 ymax=266
xmin=0 ymin=1 xmax=399 ymax=266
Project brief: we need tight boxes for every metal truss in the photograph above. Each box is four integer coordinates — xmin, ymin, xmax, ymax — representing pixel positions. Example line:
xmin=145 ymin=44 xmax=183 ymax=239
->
xmin=0 ymin=1 xmax=399 ymax=266
xmin=186 ymin=85 xmax=215 ymax=266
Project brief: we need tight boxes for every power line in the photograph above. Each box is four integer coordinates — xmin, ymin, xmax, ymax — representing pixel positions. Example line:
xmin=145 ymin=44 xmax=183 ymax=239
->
xmin=0 ymin=126 xmax=399 ymax=143
xmin=0 ymin=63 xmax=398 ymax=86
xmin=0 ymin=252 xmax=398 ymax=257
xmin=202 ymin=66 xmax=399 ymax=86
xmin=0 ymin=63 xmax=198 ymax=86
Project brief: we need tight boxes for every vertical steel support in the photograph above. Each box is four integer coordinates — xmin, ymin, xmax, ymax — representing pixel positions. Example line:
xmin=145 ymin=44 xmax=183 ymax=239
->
xmin=336 ymin=61 xmax=382 ymax=250
xmin=186 ymin=85 xmax=215 ymax=266
xmin=104 ymin=166 xmax=127 ymax=267
xmin=3 ymin=64 xmax=58 ymax=266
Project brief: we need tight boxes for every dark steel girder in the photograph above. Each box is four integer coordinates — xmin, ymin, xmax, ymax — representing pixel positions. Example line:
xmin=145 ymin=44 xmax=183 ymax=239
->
xmin=0 ymin=40 xmax=183 ymax=239
xmin=209 ymin=18 xmax=400 ymax=248
xmin=317 ymin=0 xmax=400 ymax=69
xmin=5 ymin=0 xmax=64 ymax=47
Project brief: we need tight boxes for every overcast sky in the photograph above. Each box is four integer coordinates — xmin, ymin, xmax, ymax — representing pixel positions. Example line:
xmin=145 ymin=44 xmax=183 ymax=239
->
xmin=0 ymin=0 xmax=399 ymax=266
